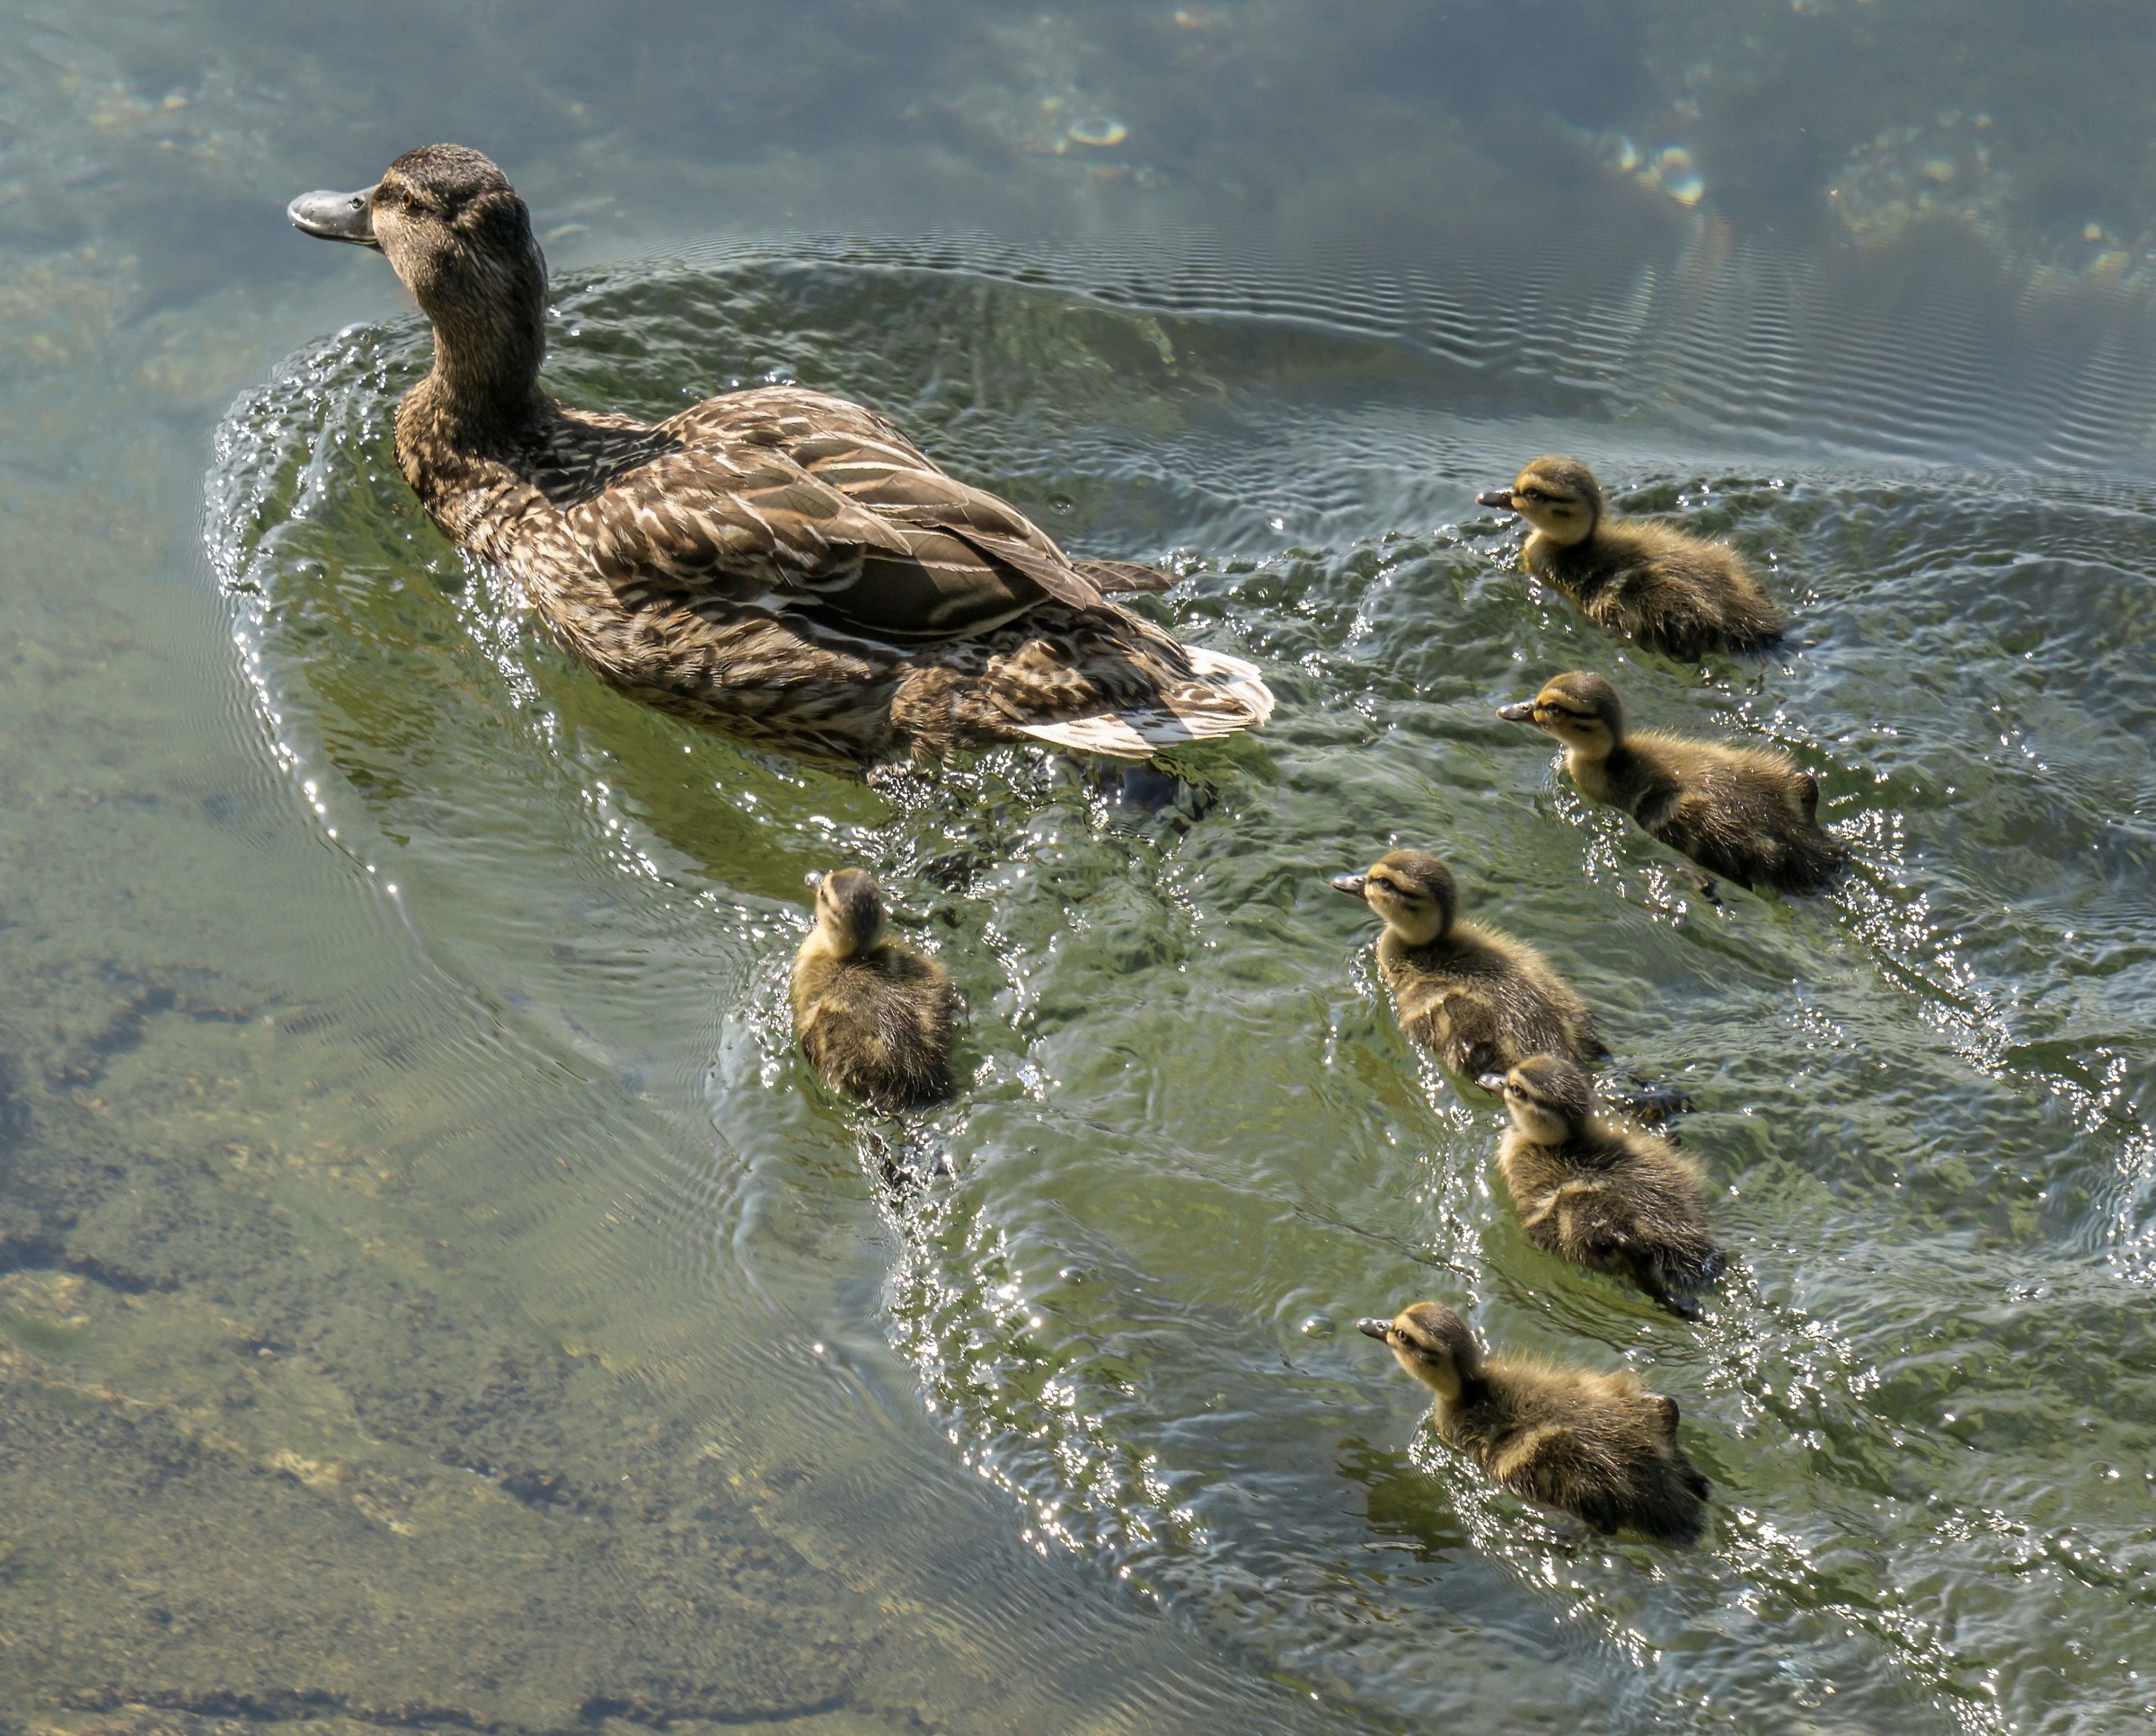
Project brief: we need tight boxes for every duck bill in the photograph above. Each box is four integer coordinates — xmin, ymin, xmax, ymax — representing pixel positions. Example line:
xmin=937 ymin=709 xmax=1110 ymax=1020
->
xmin=1495 ymin=701 xmax=1538 ymax=724
xmin=1475 ymin=1072 xmax=1507 ymax=1094
xmin=288 ymin=184 xmax=380 ymax=248
xmin=803 ymin=870 xmax=826 ymax=891
xmin=1475 ymin=489 xmax=1518 ymax=511
xmin=1355 ymin=1317 xmax=1392 ymax=1341
xmin=1329 ymin=872 xmax=1368 ymax=898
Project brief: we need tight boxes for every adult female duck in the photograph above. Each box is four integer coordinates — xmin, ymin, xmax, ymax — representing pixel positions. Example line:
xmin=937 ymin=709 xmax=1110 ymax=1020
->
xmin=288 ymin=145 xmax=1272 ymax=765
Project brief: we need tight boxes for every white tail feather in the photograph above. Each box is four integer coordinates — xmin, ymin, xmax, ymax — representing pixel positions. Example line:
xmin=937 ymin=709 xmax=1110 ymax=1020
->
xmin=1185 ymin=645 xmax=1277 ymax=726
xmin=1015 ymin=643 xmax=1276 ymax=759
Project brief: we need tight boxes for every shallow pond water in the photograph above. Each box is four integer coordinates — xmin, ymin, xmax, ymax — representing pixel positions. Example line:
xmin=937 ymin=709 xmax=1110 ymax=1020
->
xmin=5 ymin=4 xmax=2156 ymax=1733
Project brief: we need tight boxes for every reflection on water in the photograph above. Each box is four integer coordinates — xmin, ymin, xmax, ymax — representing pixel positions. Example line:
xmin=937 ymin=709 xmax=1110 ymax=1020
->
xmin=4 ymin=1 xmax=2156 ymax=1731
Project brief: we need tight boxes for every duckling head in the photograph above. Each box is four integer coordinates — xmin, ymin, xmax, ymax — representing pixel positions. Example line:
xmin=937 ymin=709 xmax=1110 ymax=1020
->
xmin=806 ymin=867 xmax=888 ymax=959
xmin=1475 ymin=455 xmax=1604 ymax=548
xmin=1356 ymin=1300 xmax=1481 ymax=1400
xmin=1495 ymin=670 xmax=1626 ymax=759
xmin=292 ymin=145 xmax=547 ymax=415
xmin=1330 ymin=848 xmax=1457 ymax=947
xmin=1478 ymin=1053 xmax=1595 ymax=1144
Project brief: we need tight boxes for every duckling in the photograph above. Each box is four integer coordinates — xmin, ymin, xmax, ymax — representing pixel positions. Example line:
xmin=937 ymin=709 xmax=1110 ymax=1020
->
xmin=1498 ymin=671 xmax=1845 ymax=894
xmin=1357 ymin=1301 xmax=1709 ymax=1544
xmin=1480 ymin=1055 xmax=1724 ymax=1318
xmin=791 ymin=868 xmax=956 ymax=1111
xmin=1330 ymin=850 xmax=1601 ymax=1080
xmin=1477 ymin=457 xmax=1785 ymax=660
xmin=289 ymin=145 xmax=1272 ymax=767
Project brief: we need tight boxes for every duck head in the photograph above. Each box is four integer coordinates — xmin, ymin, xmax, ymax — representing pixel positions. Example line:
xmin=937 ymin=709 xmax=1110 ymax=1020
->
xmin=1330 ymin=848 xmax=1457 ymax=947
xmin=1476 ymin=455 xmax=1604 ymax=548
xmin=1477 ymin=1053 xmax=1594 ymax=1145
xmin=1357 ymin=1301 xmax=1480 ymax=1401
xmin=1496 ymin=670 xmax=1626 ymax=760
xmin=805 ymin=867 xmax=888 ymax=959
xmin=292 ymin=144 xmax=547 ymax=422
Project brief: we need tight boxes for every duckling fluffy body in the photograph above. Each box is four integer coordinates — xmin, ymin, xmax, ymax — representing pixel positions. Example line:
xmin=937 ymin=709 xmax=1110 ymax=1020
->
xmin=1484 ymin=1056 xmax=1724 ymax=1317
xmin=791 ymin=869 xmax=956 ymax=1111
xmin=1359 ymin=1301 xmax=1709 ymax=1543
xmin=1499 ymin=672 xmax=1846 ymax=894
xmin=289 ymin=145 xmax=1271 ymax=767
xmin=1330 ymin=850 xmax=1600 ymax=1079
xmin=1478 ymin=456 xmax=1785 ymax=661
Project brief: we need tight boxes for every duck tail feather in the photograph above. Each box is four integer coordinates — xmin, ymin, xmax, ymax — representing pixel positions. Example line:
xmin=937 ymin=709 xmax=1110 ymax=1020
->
xmin=1012 ymin=639 xmax=1273 ymax=759
xmin=1180 ymin=643 xmax=1277 ymax=726
xmin=1615 ymin=1076 xmax=1693 ymax=1124
xmin=1013 ymin=714 xmax=1161 ymax=759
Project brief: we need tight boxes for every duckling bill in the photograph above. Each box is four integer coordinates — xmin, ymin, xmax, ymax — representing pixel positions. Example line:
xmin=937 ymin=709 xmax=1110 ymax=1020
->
xmin=1498 ymin=671 xmax=1846 ymax=894
xmin=1478 ymin=456 xmax=1784 ymax=661
xmin=291 ymin=145 xmax=1273 ymax=767
xmin=1358 ymin=1301 xmax=1709 ymax=1544
xmin=1482 ymin=1055 xmax=1724 ymax=1317
xmin=1330 ymin=849 xmax=1601 ymax=1081
xmin=791 ymin=868 xmax=956 ymax=1112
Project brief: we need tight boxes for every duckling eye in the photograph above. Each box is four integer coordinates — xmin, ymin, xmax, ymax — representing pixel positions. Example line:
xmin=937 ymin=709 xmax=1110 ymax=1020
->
xmin=1520 ymin=488 xmax=1548 ymax=503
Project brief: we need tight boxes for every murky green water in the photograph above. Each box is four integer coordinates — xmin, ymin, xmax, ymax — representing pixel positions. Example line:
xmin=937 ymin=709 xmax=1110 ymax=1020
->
xmin=4 ymin=4 xmax=2156 ymax=1733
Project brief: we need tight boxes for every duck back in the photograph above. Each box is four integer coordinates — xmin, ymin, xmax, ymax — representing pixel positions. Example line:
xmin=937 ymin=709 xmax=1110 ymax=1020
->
xmin=1448 ymin=1366 xmax=1710 ymax=1543
xmin=1530 ymin=521 xmax=1784 ymax=661
xmin=1624 ymin=736 xmax=1846 ymax=894
xmin=399 ymin=385 xmax=1272 ymax=766
xmin=1498 ymin=1122 xmax=1723 ymax=1313
xmin=792 ymin=946 xmax=956 ymax=1112
xmin=1380 ymin=923 xmax=1601 ymax=1079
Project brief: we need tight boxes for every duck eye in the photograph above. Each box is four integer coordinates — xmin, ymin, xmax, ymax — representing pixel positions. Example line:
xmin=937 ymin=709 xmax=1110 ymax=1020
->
xmin=1521 ymin=488 xmax=1547 ymax=502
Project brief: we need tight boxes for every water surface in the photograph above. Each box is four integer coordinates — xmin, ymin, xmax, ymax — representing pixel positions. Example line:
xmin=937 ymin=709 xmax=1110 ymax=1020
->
xmin=4 ymin=4 xmax=2156 ymax=1732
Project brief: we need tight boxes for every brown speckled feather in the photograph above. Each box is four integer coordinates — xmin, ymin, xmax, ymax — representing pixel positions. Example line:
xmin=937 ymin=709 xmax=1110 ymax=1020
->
xmin=393 ymin=385 xmax=1272 ymax=766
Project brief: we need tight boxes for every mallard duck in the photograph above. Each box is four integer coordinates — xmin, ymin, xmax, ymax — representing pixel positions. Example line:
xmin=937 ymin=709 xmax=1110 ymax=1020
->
xmin=1476 ymin=456 xmax=1785 ymax=660
xmin=1330 ymin=849 xmax=1601 ymax=1080
xmin=288 ymin=145 xmax=1273 ymax=766
xmin=791 ymin=868 xmax=956 ymax=1111
xmin=1480 ymin=1055 xmax=1724 ymax=1317
xmin=1498 ymin=671 xmax=1845 ymax=894
xmin=1357 ymin=1301 xmax=1710 ymax=1544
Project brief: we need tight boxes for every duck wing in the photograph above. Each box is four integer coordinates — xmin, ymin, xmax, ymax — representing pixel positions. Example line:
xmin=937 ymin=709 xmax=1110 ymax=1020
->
xmin=720 ymin=391 xmax=1183 ymax=596
xmin=563 ymin=438 xmax=1121 ymax=642
xmin=1489 ymin=1422 xmax=1628 ymax=1533
xmin=1070 ymin=559 xmax=1180 ymax=595
xmin=608 ymin=385 xmax=1152 ymax=637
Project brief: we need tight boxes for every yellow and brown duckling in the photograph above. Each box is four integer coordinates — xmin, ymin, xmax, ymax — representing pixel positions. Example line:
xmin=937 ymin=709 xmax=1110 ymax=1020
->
xmin=1477 ymin=456 xmax=1785 ymax=660
xmin=1358 ymin=1301 xmax=1710 ymax=1544
xmin=1330 ymin=849 xmax=1601 ymax=1081
xmin=1498 ymin=672 xmax=1846 ymax=894
xmin=1482 ymin=1055 xmax=1724 ymax=1318
xmin=791 ymin=868 xmax=956 ymax=1112
xmin=290 ymin=145 xmax=1271 ymax=767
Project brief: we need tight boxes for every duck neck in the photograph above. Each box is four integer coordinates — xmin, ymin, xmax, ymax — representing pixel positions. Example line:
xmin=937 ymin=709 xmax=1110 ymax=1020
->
xmin=1566 ymin=739 xmax=1630 ymax=795
xmin=1402 ymin=1354 xmax=1464 ymax=1406
xmin=800 ymin=925 xmax=858 ymax=968
xmin=1538 ymin=514 xmax=1598 ymax=552
xmin=1383 ymin=913 xmax=1448 ymax=951
xmin=414 ymin=242 xmax=552 ymax=441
